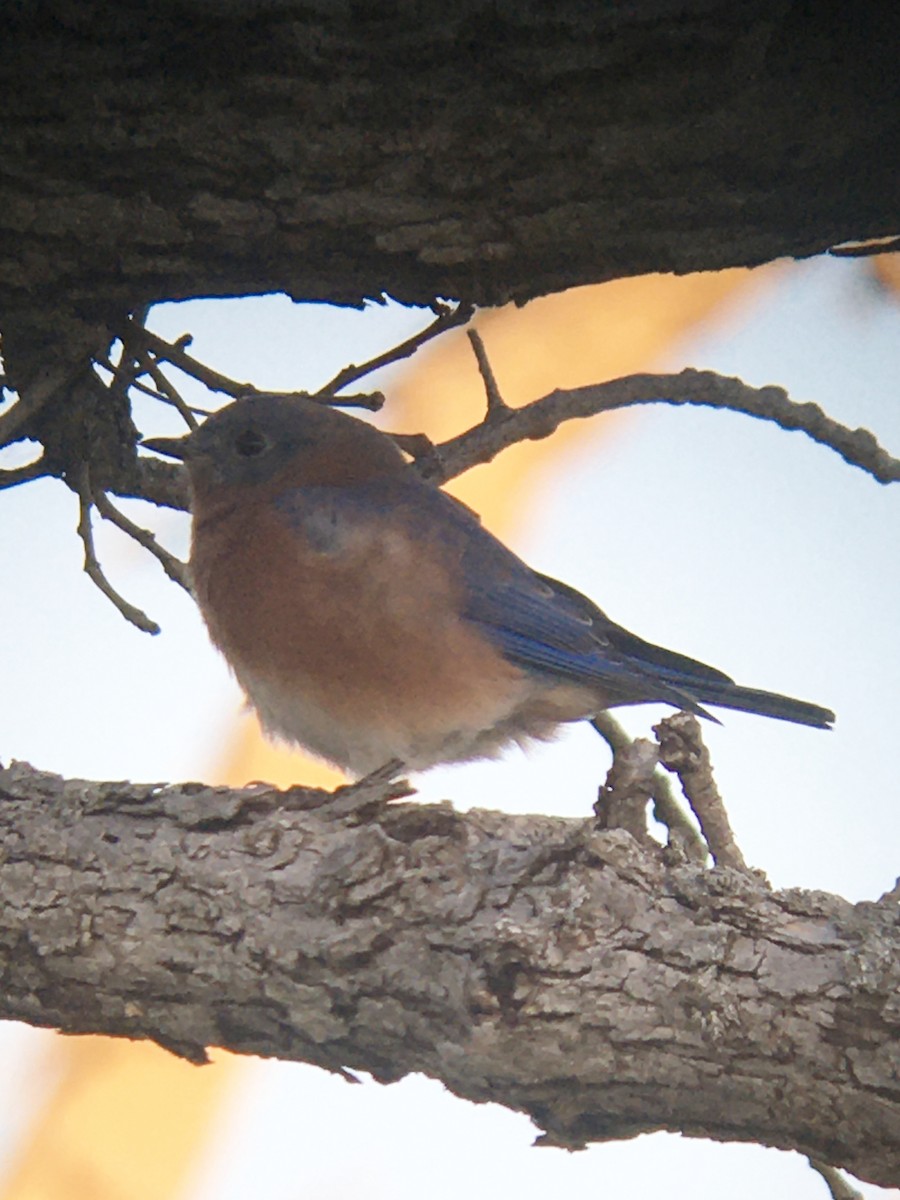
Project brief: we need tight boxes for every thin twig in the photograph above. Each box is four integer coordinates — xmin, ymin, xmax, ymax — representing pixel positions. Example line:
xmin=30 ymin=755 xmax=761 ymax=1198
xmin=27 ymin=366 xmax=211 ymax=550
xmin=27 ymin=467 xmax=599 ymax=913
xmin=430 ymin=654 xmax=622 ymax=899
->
xmin=654 ymin=711 xmax=748 ymax=872
xmin=829 ymin=235 xmax=900 ymax=258
xmin=317 ymin=391 xmax=386 ymax=412
xmin=76 ymin=465 xmax=160 ymax=635
xmin=467 ymin=329 xmax=510 ymax=417
xmin=124 ymin=322 xmax=387 ymax=415
xmin=807 ymin=1159 xmax=865 ymax=1200
xmin=139 ymin=354 xmax=200 ymax=429
xmin=93 ymin=491 xmax=193 ymax=594
xmin=249 ymin=389 xmax=385 ymax=413
xmin=0 ymin=458 xmax=48 ymax=490
xmin=94 ymin=356 xmax=169 ymax=404
xmin=106 ymin=329 xmax=146 ymax=412
xmin=315 ymin=301 xmax=475 ymax=395
xmin=417 ymin=367 xmax=900 ymax=488
xmin=124 ymin=323 xmax=258 ymax=398
xmin=96 ymin=349 xmax=213 ymax=417
xmin=591 ymin=713 xmax=707 ymax=861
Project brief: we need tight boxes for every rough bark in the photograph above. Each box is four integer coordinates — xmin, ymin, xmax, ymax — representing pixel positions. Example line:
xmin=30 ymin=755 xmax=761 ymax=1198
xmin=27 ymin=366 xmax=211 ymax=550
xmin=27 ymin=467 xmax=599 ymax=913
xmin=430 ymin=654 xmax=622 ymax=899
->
xmin=4 ymin=1 xmax=898 ymax=499
xmin=1 ymin=760 xmax=897 ymax=1188
xmin=1 ymin=0 xmax=898 ymax=330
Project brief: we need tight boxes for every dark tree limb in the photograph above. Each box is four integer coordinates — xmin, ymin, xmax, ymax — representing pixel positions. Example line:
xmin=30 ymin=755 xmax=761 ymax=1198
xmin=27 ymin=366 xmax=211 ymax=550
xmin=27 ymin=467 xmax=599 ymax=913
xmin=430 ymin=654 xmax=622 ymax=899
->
xmin=1 ymin=3 xmax=897 ymax=323
xmin=0 ymin=759 xmax=897 ymax=1187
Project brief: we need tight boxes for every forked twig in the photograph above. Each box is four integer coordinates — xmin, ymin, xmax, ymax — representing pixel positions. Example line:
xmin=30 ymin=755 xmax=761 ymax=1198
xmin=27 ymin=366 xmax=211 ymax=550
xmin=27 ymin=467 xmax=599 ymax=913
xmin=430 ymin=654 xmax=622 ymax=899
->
xmin=591 ymin=712 xmax=707 ymax=860
xmin=138 ymin=354 xmax=200 ymax=430
xmin=418 ymin=367 xmax=900 ymax=488
xmin=124 ymin=323 xmax=256 ymax=399
xmin=467 ymin=329 xmax=510 ymax=417
xmin=315 ymin=300 xmax=475 ymax=395
xmin=93 ymin=491 xmax=193 ymax=594
xmin=76 ymin=465 xmax=160 ymax=635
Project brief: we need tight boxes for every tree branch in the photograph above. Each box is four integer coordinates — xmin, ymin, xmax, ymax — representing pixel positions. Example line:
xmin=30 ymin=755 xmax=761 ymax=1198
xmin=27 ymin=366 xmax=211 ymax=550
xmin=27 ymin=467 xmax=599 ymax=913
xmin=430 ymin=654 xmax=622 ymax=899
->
xmin=314 ymin=301 xmax=475 ymax=395
xmin=75 ymin=465 xmax=161 ymax=635
xmin=420 ymin=367 xmax=900 ymax=487
xmin=0 ymin=759 xmax=897 ymax=1187
xmin=115 ymin=365 xmax=900 ymax=524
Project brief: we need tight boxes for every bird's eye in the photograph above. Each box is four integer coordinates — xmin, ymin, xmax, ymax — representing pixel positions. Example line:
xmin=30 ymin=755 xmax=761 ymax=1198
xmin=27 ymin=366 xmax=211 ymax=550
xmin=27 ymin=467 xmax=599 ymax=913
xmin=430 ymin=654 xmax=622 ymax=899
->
xmin=234 ymin=429 xmax=269 ymax=458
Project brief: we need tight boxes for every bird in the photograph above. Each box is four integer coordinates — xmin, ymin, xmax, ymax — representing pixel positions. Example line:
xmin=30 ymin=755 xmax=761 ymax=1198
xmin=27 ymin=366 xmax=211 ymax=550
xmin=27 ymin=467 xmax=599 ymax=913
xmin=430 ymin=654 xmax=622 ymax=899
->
xmin=143 ymin=395 xmax=834 ymax=778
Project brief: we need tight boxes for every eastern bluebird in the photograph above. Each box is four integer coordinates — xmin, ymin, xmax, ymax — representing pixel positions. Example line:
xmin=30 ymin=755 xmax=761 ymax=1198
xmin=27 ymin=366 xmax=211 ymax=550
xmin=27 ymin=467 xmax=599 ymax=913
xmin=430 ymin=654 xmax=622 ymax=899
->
xmin=144 ymin=396 xmax=833 ymax=778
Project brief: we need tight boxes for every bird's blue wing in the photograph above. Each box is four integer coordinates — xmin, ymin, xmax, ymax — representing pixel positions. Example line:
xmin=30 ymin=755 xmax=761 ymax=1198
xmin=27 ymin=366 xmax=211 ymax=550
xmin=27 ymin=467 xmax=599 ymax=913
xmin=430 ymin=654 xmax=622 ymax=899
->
xmin=449 ymin=502 xmax=727 ymax=702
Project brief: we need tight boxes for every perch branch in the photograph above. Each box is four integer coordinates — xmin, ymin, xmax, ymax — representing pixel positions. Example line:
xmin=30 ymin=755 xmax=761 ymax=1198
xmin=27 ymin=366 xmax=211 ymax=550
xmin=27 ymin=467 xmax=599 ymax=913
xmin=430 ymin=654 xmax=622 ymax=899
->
xmin=0 ymin=759 xmax=897 ymax=1187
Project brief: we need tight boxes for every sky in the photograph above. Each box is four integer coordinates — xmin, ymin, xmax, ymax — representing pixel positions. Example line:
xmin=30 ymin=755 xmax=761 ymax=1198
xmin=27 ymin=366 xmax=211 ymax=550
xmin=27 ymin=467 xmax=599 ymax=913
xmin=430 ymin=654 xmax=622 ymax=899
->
xmin=0 ymin=256 xmax=898 ymax=1199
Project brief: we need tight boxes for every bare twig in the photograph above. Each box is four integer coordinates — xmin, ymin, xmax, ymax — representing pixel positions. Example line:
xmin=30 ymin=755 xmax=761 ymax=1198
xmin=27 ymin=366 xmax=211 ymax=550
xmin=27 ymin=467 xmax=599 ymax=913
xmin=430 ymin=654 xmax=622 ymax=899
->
xmin=93 ymin=491 xmax=193 ymax=594
xmin=123 ymin=322 xmax=387 ymax=417
xmin=0 ymin=458 xmax=48 ymax=490
xmin=315 ymin=300 xmax=475 ymax=395
xmin=808 ymin=1159 xmax=865 ymax=1200
xmin=319 ymin=391 xmax=386 ymax=412
xmin=250 ymin=389 xmax=385 ymax=412
xmin=593 ymin=736 xmax=657 ymax=845
xmin=829 ymin=235 xmax=900 ymax=258
xmin=138 ymin=354 xmax=200 ymax=430
xmin=76 ymin=465 xmax=160 ymax=635
xmin=94 ymin=356 xmax=169 ymax=404
xmin=467 ymin=329 xmax=510 ymax=417
xmin=654 ymin=711 xmax=748 ymax=872
xmin=418 ymin=368 xmax=900 ymax=488
xmin=391 ymin=432 xmax=437 ymax=460
xmin=124 ymin=323 xmax=257 ymax=398
xmin=591 ymin=713 xmax=707 ymax=861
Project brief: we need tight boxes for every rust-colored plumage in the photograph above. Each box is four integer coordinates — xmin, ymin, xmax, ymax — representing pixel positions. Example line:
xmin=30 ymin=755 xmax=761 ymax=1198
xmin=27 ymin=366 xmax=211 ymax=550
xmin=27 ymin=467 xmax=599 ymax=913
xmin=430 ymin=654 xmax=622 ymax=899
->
xmin=144 ymin=396 xmax=833 ymax=777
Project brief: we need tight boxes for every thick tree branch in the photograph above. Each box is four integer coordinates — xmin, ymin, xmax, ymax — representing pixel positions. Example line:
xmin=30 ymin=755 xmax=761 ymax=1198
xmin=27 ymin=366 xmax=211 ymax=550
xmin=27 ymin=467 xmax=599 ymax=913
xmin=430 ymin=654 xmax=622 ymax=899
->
xmin=2 ymin=4 xmax=897 ymax=319
xmin=0 ymin=759 xmax=897 ymax=1187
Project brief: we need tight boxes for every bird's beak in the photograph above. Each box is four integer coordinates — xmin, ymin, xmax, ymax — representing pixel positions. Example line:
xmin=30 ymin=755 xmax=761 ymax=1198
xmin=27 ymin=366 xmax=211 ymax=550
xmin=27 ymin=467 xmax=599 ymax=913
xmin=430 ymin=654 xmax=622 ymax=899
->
xmin=141 ymin=434 xmax=191 ymax=461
